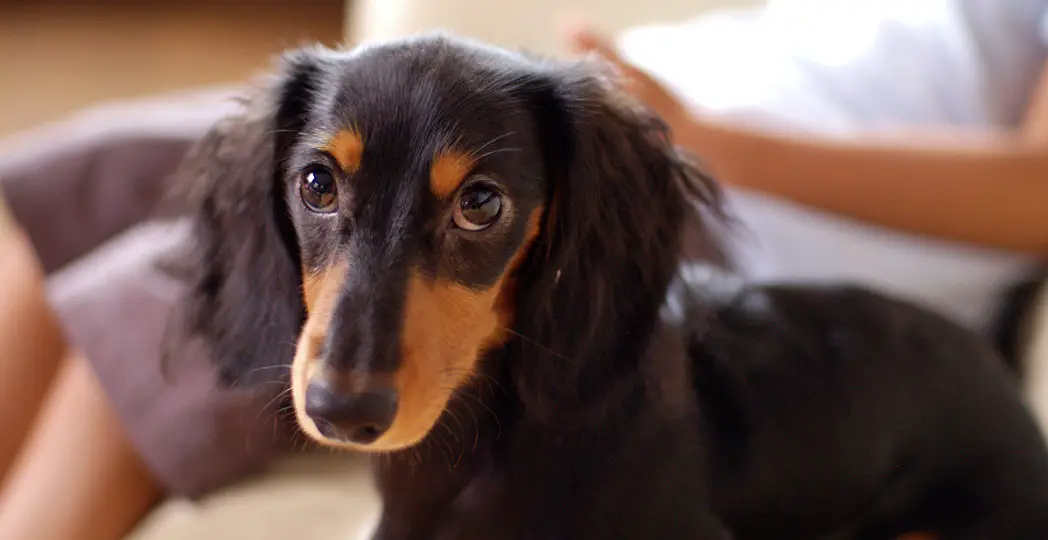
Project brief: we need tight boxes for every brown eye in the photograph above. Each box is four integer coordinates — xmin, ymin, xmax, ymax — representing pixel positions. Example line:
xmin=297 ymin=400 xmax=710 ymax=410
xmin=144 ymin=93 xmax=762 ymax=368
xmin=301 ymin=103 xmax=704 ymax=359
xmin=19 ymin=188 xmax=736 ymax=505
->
xmin=453 ymin=186 xmax=502 ymax=231
xmin=300 ymin=167 xmax=338 ymax=213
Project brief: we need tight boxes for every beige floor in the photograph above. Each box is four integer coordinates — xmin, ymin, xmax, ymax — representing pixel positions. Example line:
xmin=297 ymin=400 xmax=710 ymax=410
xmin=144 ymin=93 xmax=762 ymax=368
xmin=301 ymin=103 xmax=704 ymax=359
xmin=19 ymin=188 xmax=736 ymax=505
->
xmin=128 ymin=452 xmax=381 ymax=540
xmin=0 ymin=1 xmax=344 ymax=137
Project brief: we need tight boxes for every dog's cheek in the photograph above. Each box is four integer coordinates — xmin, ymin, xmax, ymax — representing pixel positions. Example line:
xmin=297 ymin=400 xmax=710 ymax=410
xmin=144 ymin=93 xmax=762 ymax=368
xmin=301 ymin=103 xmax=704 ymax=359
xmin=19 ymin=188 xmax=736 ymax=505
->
xmin=385 ymin=271 xmax=503 ymax=446
xmin=302 ymin=259 xmax=349 ymax=314
xmin=291 ymin=316 xmax=326 ymax=440
xmin=383 ymin=207 xmax=542 ymax=447
xmin=434 ymin=278 xmax=506 ymax=373
xmin=387 ymin=272 xmax=459 ymax=446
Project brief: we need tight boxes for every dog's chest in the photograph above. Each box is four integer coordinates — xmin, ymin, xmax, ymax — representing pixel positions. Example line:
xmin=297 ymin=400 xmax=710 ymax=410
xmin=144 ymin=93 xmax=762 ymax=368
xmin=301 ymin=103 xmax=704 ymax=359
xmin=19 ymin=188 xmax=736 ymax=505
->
xmin=430 ymin=452 xmax=579 ymax=540
xmin=421 ymin=427 xmax=715 ymax=540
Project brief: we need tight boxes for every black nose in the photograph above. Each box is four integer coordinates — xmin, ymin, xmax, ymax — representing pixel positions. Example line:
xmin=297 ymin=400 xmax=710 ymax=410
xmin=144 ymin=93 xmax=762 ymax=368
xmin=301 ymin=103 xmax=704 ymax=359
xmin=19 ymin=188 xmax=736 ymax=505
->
xmin=304 ymin=382 xmax=398 ymax=445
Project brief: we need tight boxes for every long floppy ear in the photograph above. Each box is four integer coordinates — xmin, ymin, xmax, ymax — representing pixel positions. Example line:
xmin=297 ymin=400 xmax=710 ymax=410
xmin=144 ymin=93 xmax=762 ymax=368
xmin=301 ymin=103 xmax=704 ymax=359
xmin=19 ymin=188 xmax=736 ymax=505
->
xmin=163 ymin=49 xmax=328 ymax=387
xmin=509 ymin=58 xmax=729 ymax=420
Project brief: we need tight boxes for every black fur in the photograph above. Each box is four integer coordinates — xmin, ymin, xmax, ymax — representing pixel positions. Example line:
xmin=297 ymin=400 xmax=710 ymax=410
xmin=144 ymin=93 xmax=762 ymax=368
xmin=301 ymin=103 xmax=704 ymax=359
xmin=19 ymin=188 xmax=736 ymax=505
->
xmin=165 ymin=35 xmax=1048 ymax=540
xmin=992 ymin=269 xmax=1048 ymax=375
xmin=164 ymin=50 xmax=326 ymax=386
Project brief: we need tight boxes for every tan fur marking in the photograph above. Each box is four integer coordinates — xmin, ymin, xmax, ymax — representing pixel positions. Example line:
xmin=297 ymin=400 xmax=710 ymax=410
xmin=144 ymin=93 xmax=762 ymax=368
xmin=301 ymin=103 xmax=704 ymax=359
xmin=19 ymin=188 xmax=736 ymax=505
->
xmin=429 ymin=151 xmax=475 ymax=198
xmin=377 ymin=206 xmax=545 ymax=450
xmin=292 ymin=260 xmax=348 ymax=443
xmin=323 ymin=130 xmax=364 ymax=173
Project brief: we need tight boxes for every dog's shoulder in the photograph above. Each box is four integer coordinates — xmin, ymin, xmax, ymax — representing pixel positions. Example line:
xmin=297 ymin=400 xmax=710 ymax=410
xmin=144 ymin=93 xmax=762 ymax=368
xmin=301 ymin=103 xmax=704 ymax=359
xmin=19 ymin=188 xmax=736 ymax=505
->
xmin=669 ymin=267 xmax=1006 ymax=406
xmin=669 ymin=266 xmax=984 ymax=353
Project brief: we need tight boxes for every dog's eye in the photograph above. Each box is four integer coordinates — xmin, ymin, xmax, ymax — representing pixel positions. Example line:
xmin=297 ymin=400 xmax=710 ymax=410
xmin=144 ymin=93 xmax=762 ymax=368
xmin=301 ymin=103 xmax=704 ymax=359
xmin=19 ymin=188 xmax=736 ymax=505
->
xmin=453 ymin=186 xmax=502 ymax=231
xmin=300 ymin=167 xmax=338 ymax=213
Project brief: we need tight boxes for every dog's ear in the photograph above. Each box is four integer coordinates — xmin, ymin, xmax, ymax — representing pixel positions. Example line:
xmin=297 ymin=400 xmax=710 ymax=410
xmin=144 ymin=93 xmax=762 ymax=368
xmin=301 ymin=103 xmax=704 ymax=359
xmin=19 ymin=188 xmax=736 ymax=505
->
xmin=164 ymin=49 xmax=329 ymax=387
xmin=510 ymin=59 xmax=728 ymax=420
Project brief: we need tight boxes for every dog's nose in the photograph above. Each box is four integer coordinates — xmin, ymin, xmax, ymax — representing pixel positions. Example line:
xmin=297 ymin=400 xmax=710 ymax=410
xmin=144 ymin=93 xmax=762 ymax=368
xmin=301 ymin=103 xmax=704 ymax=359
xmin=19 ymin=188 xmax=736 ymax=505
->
xmin=304 ymin=382 xmax=398 ymax=445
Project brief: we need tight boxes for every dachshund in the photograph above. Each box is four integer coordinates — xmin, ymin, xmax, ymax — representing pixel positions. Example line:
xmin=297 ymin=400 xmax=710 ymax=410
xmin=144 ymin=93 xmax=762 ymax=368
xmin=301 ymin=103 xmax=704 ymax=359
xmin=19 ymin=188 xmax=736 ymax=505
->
xmin=164 ymin=34 xmax=1048 ymax=540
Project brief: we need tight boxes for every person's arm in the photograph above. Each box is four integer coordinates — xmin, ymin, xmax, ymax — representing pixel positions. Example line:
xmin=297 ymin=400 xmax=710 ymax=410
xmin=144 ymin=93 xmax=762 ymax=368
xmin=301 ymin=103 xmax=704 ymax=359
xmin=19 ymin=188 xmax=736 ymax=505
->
xmin=674 ymin=117 xmax=1048 ymax=255
xmin=1023 ymin=61 xmax=1048 ymax=145
xmin=564 ymin=24 xmax=1048 ymax=255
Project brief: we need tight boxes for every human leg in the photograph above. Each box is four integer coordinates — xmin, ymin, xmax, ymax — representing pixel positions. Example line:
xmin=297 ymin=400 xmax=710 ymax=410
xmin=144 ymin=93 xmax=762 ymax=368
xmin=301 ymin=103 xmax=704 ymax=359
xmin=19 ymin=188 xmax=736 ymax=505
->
xmin=0 ymin=351 xmax=163 ymax=540
xmin=0 ymin=207 xmax=67 ymax=483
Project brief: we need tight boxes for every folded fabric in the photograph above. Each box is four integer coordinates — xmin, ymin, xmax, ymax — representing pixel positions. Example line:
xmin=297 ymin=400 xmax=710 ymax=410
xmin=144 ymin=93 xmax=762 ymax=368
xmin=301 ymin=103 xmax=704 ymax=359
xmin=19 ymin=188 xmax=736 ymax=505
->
xmin=0 ymin=86 xmax=296 ymax=498
xmin=0 ymin=85 xmax=243 ymax=274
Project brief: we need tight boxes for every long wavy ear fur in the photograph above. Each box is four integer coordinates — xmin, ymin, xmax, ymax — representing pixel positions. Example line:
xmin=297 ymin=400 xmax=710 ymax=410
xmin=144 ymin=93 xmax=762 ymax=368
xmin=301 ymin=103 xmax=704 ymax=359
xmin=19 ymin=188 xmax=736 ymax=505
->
xmin=508 ymin=58 xmax=729 ymax=422
xmin=163 ymin=49 xmax=327 ymax=387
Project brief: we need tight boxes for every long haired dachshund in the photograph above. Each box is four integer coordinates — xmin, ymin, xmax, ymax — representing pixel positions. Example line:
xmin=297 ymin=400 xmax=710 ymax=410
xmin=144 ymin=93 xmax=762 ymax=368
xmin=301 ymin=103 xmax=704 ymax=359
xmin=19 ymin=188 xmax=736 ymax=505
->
xmin=165 ymin=35 xmax=1048 ymax=539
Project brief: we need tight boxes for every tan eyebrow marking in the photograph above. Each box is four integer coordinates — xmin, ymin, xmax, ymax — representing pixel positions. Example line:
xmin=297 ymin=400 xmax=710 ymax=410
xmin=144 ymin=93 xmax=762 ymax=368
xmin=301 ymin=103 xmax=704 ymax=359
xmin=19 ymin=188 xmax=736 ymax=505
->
xmin=429 ymin=150 xmax=476 ymax=198
xmin=323 ymin=129 xmax=365 ymax=173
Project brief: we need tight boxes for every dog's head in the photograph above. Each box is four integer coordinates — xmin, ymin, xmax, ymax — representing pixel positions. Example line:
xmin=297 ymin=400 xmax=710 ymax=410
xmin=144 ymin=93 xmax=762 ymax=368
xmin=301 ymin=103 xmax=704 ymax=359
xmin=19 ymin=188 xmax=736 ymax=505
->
xmin=168 ymin=35 xmax=725 ymax=452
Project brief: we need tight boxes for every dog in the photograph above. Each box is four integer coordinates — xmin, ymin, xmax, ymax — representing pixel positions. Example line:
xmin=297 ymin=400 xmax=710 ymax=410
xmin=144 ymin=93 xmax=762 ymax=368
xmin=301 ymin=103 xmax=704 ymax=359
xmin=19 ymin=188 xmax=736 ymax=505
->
xmin=164 ymin=34 xmax=1048 ymax=539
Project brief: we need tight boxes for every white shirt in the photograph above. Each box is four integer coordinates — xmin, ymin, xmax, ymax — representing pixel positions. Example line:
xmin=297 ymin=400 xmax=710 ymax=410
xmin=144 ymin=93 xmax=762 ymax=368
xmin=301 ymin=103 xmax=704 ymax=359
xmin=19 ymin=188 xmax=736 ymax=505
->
xmin=617 ymin=0 xmax=1048 ymax=331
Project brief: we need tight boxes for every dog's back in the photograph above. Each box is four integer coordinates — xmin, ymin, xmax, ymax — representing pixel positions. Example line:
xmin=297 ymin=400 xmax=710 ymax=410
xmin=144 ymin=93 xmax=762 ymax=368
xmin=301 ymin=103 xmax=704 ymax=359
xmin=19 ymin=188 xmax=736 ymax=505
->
xmin=680 ymin=277 xmax=1048 ymax=539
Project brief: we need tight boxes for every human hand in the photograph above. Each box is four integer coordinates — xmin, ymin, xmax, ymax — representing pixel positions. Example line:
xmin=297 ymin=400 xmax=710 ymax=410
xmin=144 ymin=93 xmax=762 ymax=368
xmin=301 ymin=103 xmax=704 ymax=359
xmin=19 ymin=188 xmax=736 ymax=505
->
xmin=559 ymin=18 xmax=689 ymax=129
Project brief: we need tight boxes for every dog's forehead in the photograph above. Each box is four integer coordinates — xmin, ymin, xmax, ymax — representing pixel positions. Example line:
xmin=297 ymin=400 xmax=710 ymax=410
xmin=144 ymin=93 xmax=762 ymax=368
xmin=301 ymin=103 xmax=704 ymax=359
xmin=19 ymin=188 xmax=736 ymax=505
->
xmin=316 ymin=39 xmax=535 ymax=153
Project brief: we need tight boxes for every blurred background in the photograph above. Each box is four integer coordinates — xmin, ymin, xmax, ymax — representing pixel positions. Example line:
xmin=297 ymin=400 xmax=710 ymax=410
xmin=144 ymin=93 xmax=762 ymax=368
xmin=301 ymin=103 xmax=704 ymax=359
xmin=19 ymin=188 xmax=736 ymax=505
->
xmin=0 ymin=0 xmax=341 ymax=137
xmin=0 ymin=0 xmax=757 ymax=137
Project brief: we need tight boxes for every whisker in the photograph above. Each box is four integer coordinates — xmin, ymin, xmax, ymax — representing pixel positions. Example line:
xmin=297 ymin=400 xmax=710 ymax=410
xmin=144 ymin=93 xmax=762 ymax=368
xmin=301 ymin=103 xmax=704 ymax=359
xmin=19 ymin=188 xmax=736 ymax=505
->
xmin=418 ymin=400 xmax=458 ymax=469
xmin=437 ymin=415 xmax=462 ymax=445
xmin=410 ymin=447 xmax=422 ymax=472
xmin=453 ymin=388 xmax=498 ymax=449
xmin=248 ymin=364 xmax=293 ymax=374
xmin=240 ymin=387 xmax=295 ymax=453
xmin=471 ymin=146 xmax=524 ymax=162
xmin=446 ymin=390 xmax=481 ymax=450
xmin=435 ymin=372 xmax=487 ymax=450
xmin=441 ymin=431 xmax=456 ymax=471
xmin=288 ymin=430 xmax=307 ymax=453
xmin=255 ymin=387 xmax=293 ymax=424
xmin=448 ymin=409 xmax=469 ymax=469
xmin=438 ymin=367 xmax=504 ymax=399
xmin=431 ymin=428 xmax=454 ymax=469
xmin=468 ymin=131 xmax=516 ymax=158
xmin=262 ymin=127 xmax=300 ymax=137
xmin=471 ymin=372 xmax=508 ymax=399
xmin=226 ymin=375 xmax=291 ymax=389
xmin=498 ymin=325 xmax=577 ymax=364
xmin=245 ymin=380 xmax=292 ymax=387
xmin=443 ymin=405 xmax=466 ymax=443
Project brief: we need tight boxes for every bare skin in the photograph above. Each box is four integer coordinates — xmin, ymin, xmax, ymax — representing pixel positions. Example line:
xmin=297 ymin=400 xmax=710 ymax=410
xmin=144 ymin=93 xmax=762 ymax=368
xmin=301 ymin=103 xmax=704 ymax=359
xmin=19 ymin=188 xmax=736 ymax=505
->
xmin=0 ymin=211 xmax=163 ymax=540
xmin=0 ymin=227 xmax=64 ymax=484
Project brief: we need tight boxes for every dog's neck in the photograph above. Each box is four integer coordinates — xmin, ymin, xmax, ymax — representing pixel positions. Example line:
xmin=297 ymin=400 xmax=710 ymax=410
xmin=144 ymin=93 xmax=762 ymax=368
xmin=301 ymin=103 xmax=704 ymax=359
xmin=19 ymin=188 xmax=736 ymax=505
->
xmin=503 ymin=269 xmax=679 ymax=429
